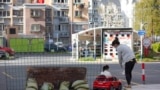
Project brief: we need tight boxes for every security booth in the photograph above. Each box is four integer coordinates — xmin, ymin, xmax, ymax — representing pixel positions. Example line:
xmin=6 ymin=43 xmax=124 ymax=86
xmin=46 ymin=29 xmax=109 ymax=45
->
xmin=72 ymin=27 xmax=133 ymax=62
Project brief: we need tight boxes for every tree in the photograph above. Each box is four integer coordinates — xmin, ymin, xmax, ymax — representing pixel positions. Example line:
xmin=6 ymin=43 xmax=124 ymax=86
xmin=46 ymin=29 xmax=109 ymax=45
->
xmin=133 ymin=0 xmax=160 ymax=36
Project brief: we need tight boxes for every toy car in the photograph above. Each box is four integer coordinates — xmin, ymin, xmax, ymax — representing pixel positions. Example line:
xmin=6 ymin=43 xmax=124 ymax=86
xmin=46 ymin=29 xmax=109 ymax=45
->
xmin=93 ymin=75 xmax=122 ymax=90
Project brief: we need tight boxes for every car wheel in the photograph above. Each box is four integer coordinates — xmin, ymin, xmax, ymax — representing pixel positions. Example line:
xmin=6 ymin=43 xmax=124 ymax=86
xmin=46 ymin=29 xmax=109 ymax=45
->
xmin=4 ymin=52 xmax=9 ymax=60
xmin=116 ymin=84 xmax=122 ymax=90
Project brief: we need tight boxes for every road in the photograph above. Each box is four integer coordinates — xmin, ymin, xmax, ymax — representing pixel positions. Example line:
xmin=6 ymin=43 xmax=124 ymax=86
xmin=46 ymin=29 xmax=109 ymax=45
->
xmin=0 ymin=53 xmax=160 ymax=90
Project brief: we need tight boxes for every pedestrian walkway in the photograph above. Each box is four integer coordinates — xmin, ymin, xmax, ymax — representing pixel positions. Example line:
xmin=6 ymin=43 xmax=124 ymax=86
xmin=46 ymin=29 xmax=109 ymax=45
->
xmin=132 ymin=84 xmax=160 ymax=90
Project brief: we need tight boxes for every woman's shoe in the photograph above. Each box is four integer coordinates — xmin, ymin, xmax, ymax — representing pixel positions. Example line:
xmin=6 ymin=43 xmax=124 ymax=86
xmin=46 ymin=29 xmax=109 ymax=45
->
xmin=124 ymin=85 xmax=131 ymax=88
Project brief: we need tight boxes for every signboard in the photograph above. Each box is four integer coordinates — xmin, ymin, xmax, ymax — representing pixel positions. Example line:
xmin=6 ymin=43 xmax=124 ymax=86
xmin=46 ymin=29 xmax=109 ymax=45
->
xmin=143 ymin=37 xmax=151 ymax=48
xmin=143 ymin=37 xmax=151 ymax=57
xmin=138 ymin=30 xmax=145 ymax=36
xmin=103 ymin=30 xmax=132 ymax=61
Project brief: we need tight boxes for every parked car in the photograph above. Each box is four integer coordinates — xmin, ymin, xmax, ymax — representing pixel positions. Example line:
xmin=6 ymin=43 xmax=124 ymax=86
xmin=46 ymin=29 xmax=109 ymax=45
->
xmin=64 ymin=44 xmax=72 ymax=52
xmin=93 ymin=75 xmax=122 ymax=90
xmin=55 ymin=42 xmax=64 ymax=47
xmin=0 ymin=46 xmax=15 ymax=59
xmin=44 ymin=43 xmax=66 ymax=52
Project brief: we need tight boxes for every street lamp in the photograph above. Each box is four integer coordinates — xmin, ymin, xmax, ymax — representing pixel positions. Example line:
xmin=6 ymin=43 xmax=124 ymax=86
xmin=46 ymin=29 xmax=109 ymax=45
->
xmin=89 ymin=22 xmax=96 ymax=60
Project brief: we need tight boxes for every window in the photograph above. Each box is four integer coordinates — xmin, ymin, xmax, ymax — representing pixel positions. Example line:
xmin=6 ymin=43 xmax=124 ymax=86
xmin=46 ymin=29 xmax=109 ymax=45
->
xmin=9 ymin=28 xmax=16 ymax=34
xmin=0 ymin=24 xmax=3 ymax=30
xmin=18 ymin=18 xmax=23 ymax=23
xmin=75 ymin=0 xmax=81 ymax=3
xmin=46 ymin=10 xmax=51 ymax=17
xmin=118 ymin=15 xmax=122 ymax=20
xmin=54 ymin=24 xmax=68 ymax=31
xmin=93 ymin=1 xmax=98 ymax=7
xmin=54 ymin=25 xmax=59 ymax=31
xmin=0 ymin=18 xmax=4 ymax=23
xmin=17 ymin=25 xmax=23 ymax=33
xmin=61 ymin=11 xmax=65 ymax=16
xmin=13 ymin=10 xmax=23 ymax=16
xmin=54 ymin=11 xmax=60 ymax=17
xmin=31 ymin=24 xmax=41 ymax=32
xmin=4 ymin=0 xmax=10 ymax=3
xmin=46 ymin=26 xmax=52 ymax=32
xmin=54 ymin=0 xmax=68 ymax=3
xmin=60 ymin=24 xmax=68 ymax=31
xmin=94 ymin=10 xmax=98 ymax=14
xmin=75 ymin=11 xmax=82 ymax=17
xmin=54 ymin=11 xmax=68 ymax=17
xmin=94 ymin=18 xmax=98 ymax=22
xmin=46 ymin=17 xmax=52 ymax=22
xmin=74 ymin=24 xmax=82 ymax=32
xmin=0 ymin=4 xmax=4 ymax=9
xmin=0 ymin=11 xmax=10 ymax=17
xmin=16 ymin=0 xmax=24 ymax=5
xmin=31 ymin=9 xmax=41 ymax=17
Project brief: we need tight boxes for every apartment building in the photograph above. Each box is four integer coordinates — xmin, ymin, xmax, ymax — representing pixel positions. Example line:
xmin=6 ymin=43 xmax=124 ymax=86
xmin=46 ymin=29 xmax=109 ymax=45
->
xmin=52 ymin=0 xmax=89 ymax=44
xmin=88 ymin=0 xmax=125 ymax=28
xmin=0 ymin=0 xmax=48 ymax=40
xmin=1 ymin=0 xmax=134 ymax=45
xmin=0 ymin=0 xmax=89 ymax=45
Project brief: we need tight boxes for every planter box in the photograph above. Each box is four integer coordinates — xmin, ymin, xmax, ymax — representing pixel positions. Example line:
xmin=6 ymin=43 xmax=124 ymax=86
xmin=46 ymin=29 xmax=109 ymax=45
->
xmin=26 ymin=67 xmax=87 ymax=89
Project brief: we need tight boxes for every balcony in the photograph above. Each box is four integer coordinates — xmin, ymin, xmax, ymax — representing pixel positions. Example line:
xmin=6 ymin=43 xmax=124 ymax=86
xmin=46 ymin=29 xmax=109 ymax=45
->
xmin=31 ymin=9 xmax=42 ymax=18
xmin=59 ymin=17 xmax=69 ymax=23
xmin=13 ymin=18 xmax=23 ymax=25
xmin=52 ymin=3 xmax=69 ymax=10
xmin=46 ymin=17 xmax=52 ymax=23
xmin=59 ymin=32 xmax=70 ymax=38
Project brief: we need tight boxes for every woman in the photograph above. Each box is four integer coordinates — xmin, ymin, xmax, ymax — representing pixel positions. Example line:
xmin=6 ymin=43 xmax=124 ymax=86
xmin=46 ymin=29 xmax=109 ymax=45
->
xmin=112 ymin=37 xmax=136 ymax=88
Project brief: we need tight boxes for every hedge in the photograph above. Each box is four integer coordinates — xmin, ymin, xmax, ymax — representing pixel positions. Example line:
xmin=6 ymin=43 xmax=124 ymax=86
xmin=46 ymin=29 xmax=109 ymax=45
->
xmin=151 ymin=42 xmax=160 ymax=53
xmin=9 ymin=38 xmax=44 ymax=52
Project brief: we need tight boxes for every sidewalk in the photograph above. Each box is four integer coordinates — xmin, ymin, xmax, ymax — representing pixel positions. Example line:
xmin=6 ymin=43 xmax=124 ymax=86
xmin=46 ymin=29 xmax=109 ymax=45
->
xmin=132 ymin=84 xmax=160 ymax=90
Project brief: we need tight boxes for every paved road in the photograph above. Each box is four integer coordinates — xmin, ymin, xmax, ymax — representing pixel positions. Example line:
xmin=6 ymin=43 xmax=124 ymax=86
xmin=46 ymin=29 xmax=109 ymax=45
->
xmin=0 ymin=53 xmax=160 ymax=90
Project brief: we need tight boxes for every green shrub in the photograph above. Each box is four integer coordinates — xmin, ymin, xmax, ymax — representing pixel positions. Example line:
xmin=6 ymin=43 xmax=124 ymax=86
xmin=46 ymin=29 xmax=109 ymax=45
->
xmin=151 ymin=42 xmax=160 ymax=53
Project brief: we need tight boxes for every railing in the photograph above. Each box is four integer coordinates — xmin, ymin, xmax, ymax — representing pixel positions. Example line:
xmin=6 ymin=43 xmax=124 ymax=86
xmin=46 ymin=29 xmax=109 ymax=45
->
xmin=59 ymin=17 xmax=69 ymax=23
xmin=59 ymin=32 xmax=70 ymax=37
xmin=52 ymin=3 xmax=69 ymax=9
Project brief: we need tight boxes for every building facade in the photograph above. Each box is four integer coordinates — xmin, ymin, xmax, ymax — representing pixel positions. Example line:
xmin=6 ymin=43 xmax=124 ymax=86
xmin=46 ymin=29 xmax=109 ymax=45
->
xmin=0 ymin=0 xmax=137 ymax=45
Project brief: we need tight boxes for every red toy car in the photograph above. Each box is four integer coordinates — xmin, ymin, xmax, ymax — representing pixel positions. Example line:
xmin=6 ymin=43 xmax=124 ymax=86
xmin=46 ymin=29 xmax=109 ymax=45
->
xmin=93 ymin=75 xmax=122 ymax=90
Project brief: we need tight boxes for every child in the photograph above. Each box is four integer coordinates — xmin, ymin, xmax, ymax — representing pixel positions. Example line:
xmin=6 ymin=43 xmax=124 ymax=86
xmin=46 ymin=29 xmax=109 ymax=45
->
xmin=100 ymin=65 xmax=112 ymax=77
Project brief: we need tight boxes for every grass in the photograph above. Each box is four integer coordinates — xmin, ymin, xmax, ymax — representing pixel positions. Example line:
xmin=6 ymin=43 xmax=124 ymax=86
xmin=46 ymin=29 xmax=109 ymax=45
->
xmin=78 ymin=56 xmax=101 ymax=61
xmin=79 ymin=57 xmax=96 ymax=61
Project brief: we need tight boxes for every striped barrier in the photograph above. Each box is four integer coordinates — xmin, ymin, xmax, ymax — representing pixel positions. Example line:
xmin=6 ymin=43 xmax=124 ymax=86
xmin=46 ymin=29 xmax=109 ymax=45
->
xmin=142 ymin=63 xmax=145 ymax=84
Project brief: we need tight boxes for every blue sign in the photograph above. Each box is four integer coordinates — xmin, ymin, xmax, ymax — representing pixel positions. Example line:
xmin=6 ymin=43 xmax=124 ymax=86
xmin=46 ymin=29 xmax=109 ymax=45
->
xmin=138 ymin=30 xmax=145 ymax=35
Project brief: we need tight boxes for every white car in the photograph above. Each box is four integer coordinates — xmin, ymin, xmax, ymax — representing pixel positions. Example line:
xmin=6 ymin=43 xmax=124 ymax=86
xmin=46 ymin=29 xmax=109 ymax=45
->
xmin=55 ymin=42 xmax=64 ymax=47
